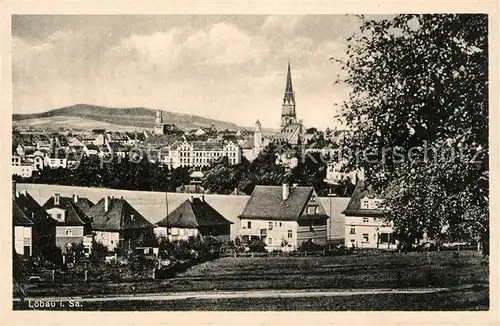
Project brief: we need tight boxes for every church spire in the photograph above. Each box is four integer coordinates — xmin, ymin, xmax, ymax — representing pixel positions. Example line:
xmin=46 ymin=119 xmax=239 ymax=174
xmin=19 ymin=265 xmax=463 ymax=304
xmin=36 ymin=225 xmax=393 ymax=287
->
xmin=284 ymin=61 xmax=293 ymax=97
xmin=281 ymin=60 xmax=297 ymax=128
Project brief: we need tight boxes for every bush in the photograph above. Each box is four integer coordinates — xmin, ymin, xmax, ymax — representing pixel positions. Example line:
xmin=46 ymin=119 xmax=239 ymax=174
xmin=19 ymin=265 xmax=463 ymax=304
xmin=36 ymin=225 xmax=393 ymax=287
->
xmin=298 ymin=239 xmax=324 ymax=252
xmin=247 ymin=238 xmax=267 ymax=253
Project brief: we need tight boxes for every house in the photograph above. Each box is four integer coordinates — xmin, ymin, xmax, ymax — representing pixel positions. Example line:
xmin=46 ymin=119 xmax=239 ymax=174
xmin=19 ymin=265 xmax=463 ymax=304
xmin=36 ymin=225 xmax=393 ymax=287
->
xmin=12 ymin=162 xmax=34 ymax=178
xmin=238 ymin=184 xmax=329 ymax=252
xmin=88 ymin=196 xmax=155 ymax=252
xmin=107 ymin=142 xmax=128 ymax=158
xmin=324 ymin=162 xmax=359 ymax=185
xmin=45 ymin=150 xmax=68 ymax=168
xmin=71 ymin=194 xmax=94 ymax=216
xmin=83 ymin=143 xmax=99 ymax=156
xmin=13 ymin=186 xmax=57 ymax=257
xmin=42 ymin=193 xmax=93 ymax=253
xmin=175 ymin=184 xmax=206 ymax=194
xmin=31 ymin=150 xmax=46 ymax=170
xmin=342 ymin=180 xmax=397 ymax=250
xmin=13 ymin=200 xmax=34 ymax=256
xmin=156 ymin=195 xmax=232 ymax=242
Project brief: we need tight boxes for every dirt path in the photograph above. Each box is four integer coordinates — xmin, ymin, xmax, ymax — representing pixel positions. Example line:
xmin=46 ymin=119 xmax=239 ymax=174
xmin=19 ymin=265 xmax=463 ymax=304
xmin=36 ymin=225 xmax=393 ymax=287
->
xmin=14 ymin=287 xmax=452 ymax=303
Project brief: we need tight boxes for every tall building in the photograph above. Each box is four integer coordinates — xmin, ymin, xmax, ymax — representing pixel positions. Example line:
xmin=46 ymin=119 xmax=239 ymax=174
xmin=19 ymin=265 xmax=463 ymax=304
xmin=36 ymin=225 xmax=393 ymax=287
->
xmin=274 ymin=61 xmax=305 ymax=146
xmin=253 ymin=119 xmax=263 ymax=156
xmin=281 ymin=61 xmax=297 ymax=128
xmin=153 ymin=109 xmax=165 ymax=135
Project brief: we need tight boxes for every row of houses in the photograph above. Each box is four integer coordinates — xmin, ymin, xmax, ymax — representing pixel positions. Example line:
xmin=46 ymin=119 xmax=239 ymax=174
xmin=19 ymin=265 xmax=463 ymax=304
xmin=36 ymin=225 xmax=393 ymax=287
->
xmin=13 ymin=178 xmax=396 ymax=259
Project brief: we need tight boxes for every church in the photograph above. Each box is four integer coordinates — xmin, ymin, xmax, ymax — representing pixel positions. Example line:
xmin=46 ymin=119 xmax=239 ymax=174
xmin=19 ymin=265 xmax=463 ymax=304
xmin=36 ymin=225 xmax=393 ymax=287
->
xmin=153 ymin=109 xmax=179 ymax=136
xmin=273 ymin=61 xmax=306 ymax=146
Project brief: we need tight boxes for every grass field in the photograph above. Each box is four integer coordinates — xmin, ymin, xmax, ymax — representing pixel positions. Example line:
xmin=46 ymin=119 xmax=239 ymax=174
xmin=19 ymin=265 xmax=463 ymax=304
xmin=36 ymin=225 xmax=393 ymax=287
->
xmin=16 ymin=250 xmax=489 ymax=310
xmin=14 ymin=285 xmax=488 ymax=311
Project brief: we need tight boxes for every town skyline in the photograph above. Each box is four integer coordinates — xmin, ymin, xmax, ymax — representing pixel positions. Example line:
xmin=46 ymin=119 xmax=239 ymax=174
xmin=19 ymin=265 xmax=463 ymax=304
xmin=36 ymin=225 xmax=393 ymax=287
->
xmin=11 ymin=15 xmax=373 ymax=129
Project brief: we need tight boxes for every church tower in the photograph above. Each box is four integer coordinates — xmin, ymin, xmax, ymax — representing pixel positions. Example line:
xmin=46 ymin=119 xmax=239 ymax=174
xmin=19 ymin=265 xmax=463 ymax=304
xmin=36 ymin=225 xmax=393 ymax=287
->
xmin=155 ymin=109 xmax=163 ymax=125
xmin=154 ymin=109 xmax=165 ymax=135
xmin=253 ymin=119 xmax=264 ymax=159
xmin=254 ymin=119 xmax=263 ymax=149
xmin=280 ymin=61 xmax=297 ymax=128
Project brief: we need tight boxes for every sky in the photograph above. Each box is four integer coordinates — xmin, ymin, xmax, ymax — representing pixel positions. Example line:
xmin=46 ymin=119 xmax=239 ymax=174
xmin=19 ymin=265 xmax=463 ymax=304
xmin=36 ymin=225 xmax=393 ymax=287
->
xmin=12 ymin=15 xmax=366 ymax=129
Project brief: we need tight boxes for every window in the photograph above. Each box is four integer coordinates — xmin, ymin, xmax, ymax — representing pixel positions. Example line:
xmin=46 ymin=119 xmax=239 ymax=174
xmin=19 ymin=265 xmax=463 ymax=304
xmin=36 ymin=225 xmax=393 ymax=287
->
xmin=268 ymin=222 xmax=273 ymax=230
xmin=275 ymin=222 xmax=278 ymax=226
xmin=65 ymin=229 xmax=73 ymax=236
xmin=362 ymin=198 xmax=370 ymax=209
xmin=362 ymin=233 xmax=369 ymax=242
xmin=268 ymin=238 xmax=273 ymax=245
xmin=310 ymin=195 xmax=316 ymax=202
xmin=56 ymin=213 xmax=62 ymax=220
xmin=363 ymin=218 xmax=369 ymax=223
xmin=307 ymin=206 xmax=316 ymax=214
xmin=110 ymin=240 xmax=114 ymax=245
xmin=350 ymin=227 xmax=356 ymax=234
xmin=279 ymin=222 xmax=282 ymax=227
xmin=247 ymin=221 xmax=251 ymax=229
xmin=288 ymin=230 xmax=292 ymax=238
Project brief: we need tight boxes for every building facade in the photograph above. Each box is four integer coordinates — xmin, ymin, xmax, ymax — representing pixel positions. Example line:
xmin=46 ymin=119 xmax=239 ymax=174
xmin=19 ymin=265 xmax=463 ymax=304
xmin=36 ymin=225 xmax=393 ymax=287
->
xmin=161 ymin=140 xmax=241 ymax=168
xmin=238 ymin=184 xmax=329 ymax=252
xmin=156 ymin=195 xmax=232 ymax=242
xmin=342 ymin=180 xmax=397 ymax=250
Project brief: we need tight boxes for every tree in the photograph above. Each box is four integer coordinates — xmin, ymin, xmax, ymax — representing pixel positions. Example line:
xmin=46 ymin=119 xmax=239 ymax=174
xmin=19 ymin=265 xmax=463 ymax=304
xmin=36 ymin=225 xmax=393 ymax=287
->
xmin=336 ymin=14 xmax=488 ymax=243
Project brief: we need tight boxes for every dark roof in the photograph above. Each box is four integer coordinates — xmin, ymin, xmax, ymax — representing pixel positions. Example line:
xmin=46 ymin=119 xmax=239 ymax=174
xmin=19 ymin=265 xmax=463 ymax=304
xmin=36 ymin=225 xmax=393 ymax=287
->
xmin=108 ymin=142 xmax=126 ymax=152
xmin=239 ymin=185 xmax=328 ymax=221
xmin=74 ymin=197 xmax=94 ymax=215
xmin=86 ymin=144 xmax=99 ymax=151
xmin=15 ymin=192 xmax=51 ymax=223
xmin=42 ymin=196 xmax=92 ymax=226
xmin=13 ymin=200 xmax=34 ymax=226
xmin=88 ymin=197 xmax=154 ymax=231
xmin=273 ymin=123 xmax=304 ymax=144
xmin=157 ymin=197 xmax=233 ymax=228
xmin=342 ymin=180 xmax=385 ymax=217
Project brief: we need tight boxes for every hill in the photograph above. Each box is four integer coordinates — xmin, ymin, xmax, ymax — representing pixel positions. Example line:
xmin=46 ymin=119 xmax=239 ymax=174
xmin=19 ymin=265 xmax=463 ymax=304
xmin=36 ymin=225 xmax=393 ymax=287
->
xmin=12 ymin=104 xmax=240 ymax=131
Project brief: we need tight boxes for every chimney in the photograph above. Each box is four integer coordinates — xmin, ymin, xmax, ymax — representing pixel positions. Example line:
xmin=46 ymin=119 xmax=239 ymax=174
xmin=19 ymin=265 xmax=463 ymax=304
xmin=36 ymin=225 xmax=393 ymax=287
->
xmin=282 ymin=183 xmax=290 ymax=200
xmin=54 ymin=193 xmax=60 ymax=205
xmin=104 ymin=196 xmax=109 ymax=212
xmin=22 ymin=190 xmax=27 ymax=196
xmin=130 ymin=214 xmax=135 ymax=222
xmin=292 ymin=183 xmax=298 ymax=188
xmin=73 ymin=194 xmax=78 ymax=203
xmin=189 ymin=195 xmax=194 ymax=203
xmin=200 ymin=195 xmax=205 ymax=202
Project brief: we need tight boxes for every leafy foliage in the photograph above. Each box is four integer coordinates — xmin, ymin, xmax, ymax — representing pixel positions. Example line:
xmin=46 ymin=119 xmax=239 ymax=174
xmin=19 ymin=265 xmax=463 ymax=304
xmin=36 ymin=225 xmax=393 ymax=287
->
xmin=336 ymin=14 xmax=488 ymax=243
xmin=24 ymin=155 xmax=190 ymax=192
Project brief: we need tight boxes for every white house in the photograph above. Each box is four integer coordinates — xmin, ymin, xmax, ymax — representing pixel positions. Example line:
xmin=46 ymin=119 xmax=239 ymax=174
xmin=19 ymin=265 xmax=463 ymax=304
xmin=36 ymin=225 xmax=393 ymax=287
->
xmin=342 ymin=180 xmax=397 ymax=250
xmin=238 ymin=184 xmax=329 ymax=252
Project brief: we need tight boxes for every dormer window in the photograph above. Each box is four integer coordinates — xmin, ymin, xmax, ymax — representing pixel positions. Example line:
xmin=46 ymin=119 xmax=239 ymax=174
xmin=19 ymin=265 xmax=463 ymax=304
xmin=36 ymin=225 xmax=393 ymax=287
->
xmin=361 ymin=197 xmax=370 ymax=209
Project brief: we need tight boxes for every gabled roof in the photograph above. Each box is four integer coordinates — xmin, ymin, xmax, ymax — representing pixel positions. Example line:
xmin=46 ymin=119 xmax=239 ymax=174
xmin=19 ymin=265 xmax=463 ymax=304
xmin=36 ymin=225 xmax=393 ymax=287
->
xmin=13 ymin=200 xmax=34 ymax=226
xmin=14 ymin=192 xmax=51 ymax=223
xmin=342 ymin=179 xmax=384 ymax=217
xmin=239 ymin=185 xmax=328 ymax=221
xmin=88 ymin=197 xmax=153 ymax=231
xmin=274 ymin=123 xmax=304 ymax=144
xmin=42 ymin=196 xmax=92 ymax=226
xmin=157 ymin=197 xmax=233 ymax=228
xmin=74 ymin=197 xmax=94 ymax=216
